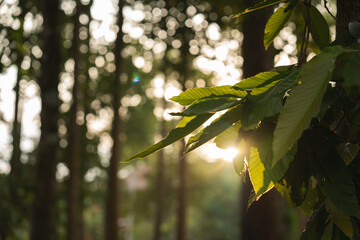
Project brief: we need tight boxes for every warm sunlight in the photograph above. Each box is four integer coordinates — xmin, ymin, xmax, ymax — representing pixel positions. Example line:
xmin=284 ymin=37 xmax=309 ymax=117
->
xmin=222 ymin=147 xmax=239 ymax=162
xmin=199 ymin=143 xmax=239 ymax=163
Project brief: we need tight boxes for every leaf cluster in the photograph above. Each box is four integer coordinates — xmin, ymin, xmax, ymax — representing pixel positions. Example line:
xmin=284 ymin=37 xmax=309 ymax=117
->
xmin=128 ymin=0 xmax=360 ymax=238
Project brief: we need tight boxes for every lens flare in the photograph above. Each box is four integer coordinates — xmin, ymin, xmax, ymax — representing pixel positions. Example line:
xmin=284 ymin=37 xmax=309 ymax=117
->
xmin=131 ymin=73 xmax=140 ymax=84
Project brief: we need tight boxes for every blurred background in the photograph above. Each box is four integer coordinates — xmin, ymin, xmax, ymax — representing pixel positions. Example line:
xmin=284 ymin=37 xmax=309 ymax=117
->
xmin=0 ymin=0 xmax=336 ymax=239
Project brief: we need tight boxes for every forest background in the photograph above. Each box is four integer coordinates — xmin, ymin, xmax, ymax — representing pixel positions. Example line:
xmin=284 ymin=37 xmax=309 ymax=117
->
xmin=0 ymin=0 xmax=344 ymax=239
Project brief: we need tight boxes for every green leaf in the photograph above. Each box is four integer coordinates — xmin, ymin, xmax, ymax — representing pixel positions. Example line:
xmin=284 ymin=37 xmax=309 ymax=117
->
xmin=186 ymin=104 xmax=244 ymax=153
xmin=124 ymin=113 xmax=212 ymax=162
xmin=170 ymin=98 xmax=241 ymax=116
xmin=300 ymin=205 xmax=329 ymax=240
xmin=273 ymin=46 xmax=343 ymax=165
xmin=337 ymin=143 xmax=359 ymax=166
xmin=284 ymin=0 xmax=300 ymax=12
xmin=306 ymin=130 xmax=360 ymax=218
xmin=233 ymin=71 xmax=289 ymax=93
xmin=233 ymin=140 xmax=247 ymax=176
xmin=332 ymin=224 xmax=352 ymax=240
xmin=241 ymin=70 xmax=299 ymax=129
xmin=282 ymin=138 xmax=312 ymax=207
xmin=299 ymin=180 xmax=320 ymax=216
xmin=343 ymin=52 xmax=360 ymax=87
xmin=325 ymin=199 xmax=354 ymax=239
xmin=214 ymin=121 xmax=241 ymax=149
xmin=264 ymin=3 xmax=294 ymax=49
xmin=248 ymin=122 xmax=293 ymax=196
xmin=170 ymin=86 xmax=246 ymax=106
xmin=321 ymin=221 xmax=333 ymax=240
xmin=308 ymin=4 xmax=330 ymax=49
xmin=234 ymin=0 xmax=286 ymax=17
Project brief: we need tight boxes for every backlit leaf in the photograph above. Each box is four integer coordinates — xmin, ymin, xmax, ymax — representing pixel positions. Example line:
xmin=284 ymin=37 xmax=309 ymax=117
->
xmin=214 ymin=121 xmax=241 ymax=149
xmin=264 ymin=3 xmax=294 ymax=49
xmin=241 ymin=69 xmax=299 ymax=129
xmin=124 ymin=113 xmax=212 ymax=162
xmin=234 ymin=0 xmax=286 ymax=17
xmin=170 ymin=86 xmax=246 ymax=106
xmin=186 ymin=104 xmax=244 ymax=153
xmin=170 ymin=98 xmax=241 ymax=116
xmin=273 ymin=46 xmax=343 ymax=165
xmin=248 ymin=123 xmax=293 ymax=196
xmin=233 ymin=71 xmax=286 ymax=93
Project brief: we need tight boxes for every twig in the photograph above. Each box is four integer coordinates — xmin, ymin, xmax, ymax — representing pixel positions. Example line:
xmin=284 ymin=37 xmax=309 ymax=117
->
xmin=324 ymin=0 xmax=336 ymax=20
xmin=298 ymin=0 xmax=311 ymax=67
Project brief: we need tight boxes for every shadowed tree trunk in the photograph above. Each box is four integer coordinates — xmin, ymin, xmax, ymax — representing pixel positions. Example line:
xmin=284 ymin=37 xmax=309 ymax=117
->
xmin=336 ymin=0 xmax=360 ymax=231
xmin=239 ymin=1 xmax=285 ymax=239
xmin=336 ymin=0 xmax=360 ymax=35
xmin=30 ymin=0 xmax=61 ymax=239
xmin=9 ymin=57 xmax=23 ymax=208
xmin=9 ymin=0 xmax=27 ymax=217
xmin=176 ymin=27 xmax=190 ymax=239
xmin=152 ymin=98 xmax=167 ymax=240
xmin=67 ymin=1 xmax=83 ymax=240
xmin=105 ymin=0 xmax=124 ymax=239
xmin=176 ymin=140 xmax=187 ymax=240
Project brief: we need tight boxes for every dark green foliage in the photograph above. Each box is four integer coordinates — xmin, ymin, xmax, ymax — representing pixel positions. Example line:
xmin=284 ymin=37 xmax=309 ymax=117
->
xmin=307 ymin=4 xmax=330 ymax=49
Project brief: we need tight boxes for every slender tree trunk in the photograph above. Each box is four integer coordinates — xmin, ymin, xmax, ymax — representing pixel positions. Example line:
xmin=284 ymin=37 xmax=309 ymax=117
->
xmin=67 ymin=1 xmax=83 ymax=240
xmin=152 ymin=100 xmax=167 ymax=240
xmin=9 ymin=59 xmax=23 ymax=204
xmin=239 ymin=1 xmax=285 ymax=239
xmin=105 ymin=0 xmax=124 ymax=239
xmin=176 ymin=29 xmax=190 ymax=239
xmin=176 ymin=140 xmax=187 ymax=240
xmin=9 ymin=0 xmax=27 ymax=215
xmin=78 ymin=4 xmax=92 ymax=238
xmin=30 ymin=0 xmax=61 ymax=239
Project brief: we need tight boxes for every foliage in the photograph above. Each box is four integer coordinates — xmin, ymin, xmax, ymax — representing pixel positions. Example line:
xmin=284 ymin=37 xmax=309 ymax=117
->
xmin=129 ymin=0 xmax=360 ymax=238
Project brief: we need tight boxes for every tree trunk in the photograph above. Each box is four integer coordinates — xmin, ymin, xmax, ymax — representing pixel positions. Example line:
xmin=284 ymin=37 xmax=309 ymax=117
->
xmin=9 ymin=59 xmax=23 ymax=207
xmin=336 ymin=0 xmax=360 ymax=231
xmin=336 ymin=0 xmax=360 ymax=35
xmin=105 ymin=0 xmax=124 ymax=239
xmin=30 ymin=0 xmax=61 ymax=239
xmin=176 ymin=25 xmax=190 ymax=239
xmin=239 ymin=1 xmax=285 ymax=239
xmin=66 ymin=1 xmax=83 ymax=240
xmin=152 ymin=102 xmax=167 ymax=240
xmin=9 ymin=0 xmax=27 ymax=217
xmin=176 ymin=140 xmax=187 ymax=240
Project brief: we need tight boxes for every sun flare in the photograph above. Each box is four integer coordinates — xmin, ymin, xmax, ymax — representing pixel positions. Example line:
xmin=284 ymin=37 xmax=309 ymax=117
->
xmin=200 ymin=143 xmax=239 ymax=163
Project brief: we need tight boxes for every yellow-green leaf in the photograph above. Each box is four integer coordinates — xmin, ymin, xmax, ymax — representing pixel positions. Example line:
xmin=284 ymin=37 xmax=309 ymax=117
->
xmin=273 ymin=46 xmax=343 ymax=166
xmin=325 ymin=199 xmax=354 ymax=239
xmin=170 ymin=86 xmax=246 ymax=106
xmin=234 ymin=0 xmax=286 ymax=17
xmin=264 ymin=3 xmax=294 ymax=49
xmin=124 ymin=113 xmax=212 ymax=162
